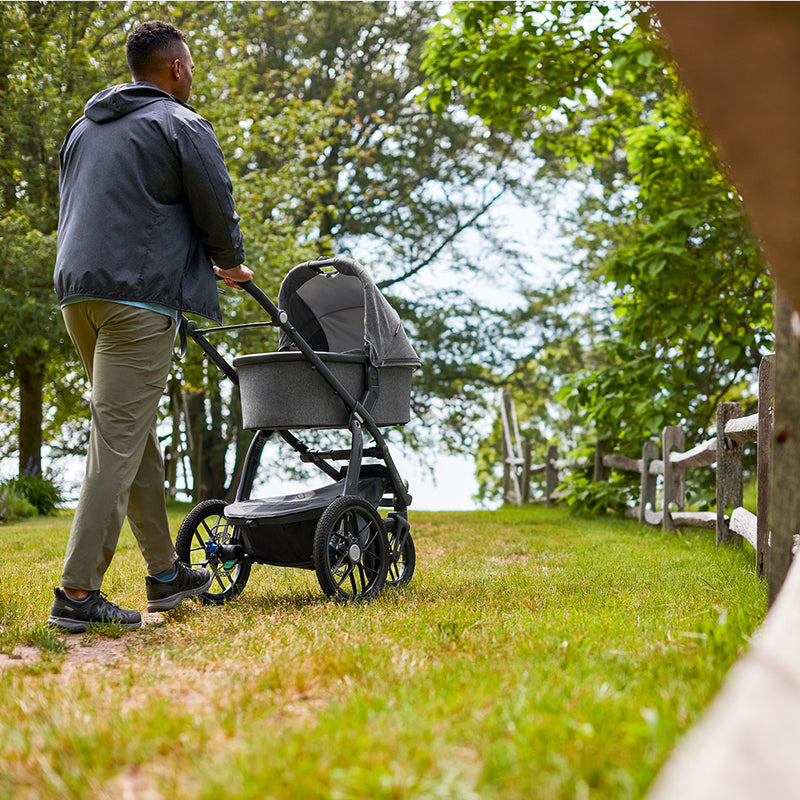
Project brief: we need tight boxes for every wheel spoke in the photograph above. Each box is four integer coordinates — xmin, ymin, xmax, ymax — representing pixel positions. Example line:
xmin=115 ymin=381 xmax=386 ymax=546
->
xmin=175 ymin=501 xmax=251 ymax=605
xmin=336 ymin=561 xmax=355 ymax=589
xmin=211 ymin=570 xmax=225 ymax=590
xmin=361 ymin=525 xmax=379 ymax=551
xmin=343 ymin=511 xmax=358 ymax=539
xmin=349 ymin=567 xmax=360 ymax=596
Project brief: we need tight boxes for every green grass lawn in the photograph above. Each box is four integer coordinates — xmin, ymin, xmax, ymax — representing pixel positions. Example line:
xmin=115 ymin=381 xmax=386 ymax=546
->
xmin=0 ymin=502 xmax=766 ymax=799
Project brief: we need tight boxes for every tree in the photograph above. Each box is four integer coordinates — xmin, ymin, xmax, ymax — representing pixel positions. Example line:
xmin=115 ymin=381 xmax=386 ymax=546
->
xmin=423 ymin=1 xmax=771 ymax=508
xmin=159 ymin=1 xmax=541 ymax=499
xmin=0 ymin=2 xmax=114 ymax=476
xmin=1 ymin=1 xmax=562 ymax=504
xmin=0 ymin=2 xmax=209 ymax=479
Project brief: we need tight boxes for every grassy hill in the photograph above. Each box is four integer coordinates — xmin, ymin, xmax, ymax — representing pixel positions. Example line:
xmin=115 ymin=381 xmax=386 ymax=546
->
xmin=0 ymin=502 xmax=766 ymax=799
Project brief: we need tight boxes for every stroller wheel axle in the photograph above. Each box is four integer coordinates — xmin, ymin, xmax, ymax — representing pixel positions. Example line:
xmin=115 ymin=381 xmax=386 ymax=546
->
xmin=348 ymin=543 xmax=362 ymax=562
xmin=204 ymin=540 xmax=245 ymax=565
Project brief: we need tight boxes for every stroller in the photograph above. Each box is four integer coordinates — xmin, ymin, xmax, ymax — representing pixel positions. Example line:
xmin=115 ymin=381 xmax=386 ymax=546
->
xmin=174 ymin=256 xmax=420 ymax=603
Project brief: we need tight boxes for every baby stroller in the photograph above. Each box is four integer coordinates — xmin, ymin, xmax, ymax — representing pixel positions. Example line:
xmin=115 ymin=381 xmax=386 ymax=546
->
xmin=175 ymin=255 xmax=420 ymax=603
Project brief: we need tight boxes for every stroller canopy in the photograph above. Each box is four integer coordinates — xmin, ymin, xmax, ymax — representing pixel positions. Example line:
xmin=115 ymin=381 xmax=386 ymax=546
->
xmin=278 ymin=256 xmax=420 ymax=370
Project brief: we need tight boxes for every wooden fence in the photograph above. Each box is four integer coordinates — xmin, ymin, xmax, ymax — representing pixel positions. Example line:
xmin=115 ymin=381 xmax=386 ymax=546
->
xmin=502 ymin=353 xmax=776 ymax=578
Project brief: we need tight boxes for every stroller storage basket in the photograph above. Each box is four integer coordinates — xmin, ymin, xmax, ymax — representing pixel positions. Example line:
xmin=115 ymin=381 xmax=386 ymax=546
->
xmin=234 ymin=351 xmax=413 ymax=430
xmin=224 ymin=476 xmax=387 ymax=567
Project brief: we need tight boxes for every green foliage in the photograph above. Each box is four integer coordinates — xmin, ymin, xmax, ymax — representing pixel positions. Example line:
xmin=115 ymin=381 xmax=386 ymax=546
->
xmin=2 ymin=1 xmax=547 ymax=496
xmin=0 ymin=486 xmax=36 ymax=523
xmin=562 ymin=464 xmax=638 ymax=516
xmin=3 ymin=471 xmax=62 ymax=516
xmin=424 ymin=2 xmax=771 ymax=508
xmin=422 ymin=1 xmax=661 ymax=137
xmin=559 ymin=81 xmax=771 ymax=508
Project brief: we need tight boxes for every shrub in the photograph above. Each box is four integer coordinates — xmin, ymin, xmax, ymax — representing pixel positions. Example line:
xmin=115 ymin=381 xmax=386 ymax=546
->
xmin=0 ymin=486 xmax=37 ymax=522
xmin=1 ymin=471 xmax=62 ymax=517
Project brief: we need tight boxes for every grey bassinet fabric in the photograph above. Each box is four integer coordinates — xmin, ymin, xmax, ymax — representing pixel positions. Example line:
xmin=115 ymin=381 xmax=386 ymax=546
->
xmin=278 ymin=256 xmax=420 ymax=370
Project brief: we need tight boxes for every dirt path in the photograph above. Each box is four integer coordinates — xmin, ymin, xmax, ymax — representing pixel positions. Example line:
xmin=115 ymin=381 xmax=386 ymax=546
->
xmin=0 ymin=612 xmax=165 ymax=672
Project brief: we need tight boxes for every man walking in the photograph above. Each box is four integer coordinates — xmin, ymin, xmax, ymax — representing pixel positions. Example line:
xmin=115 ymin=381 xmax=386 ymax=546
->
xmin=48 ymin=20 xmax=253 ymax=631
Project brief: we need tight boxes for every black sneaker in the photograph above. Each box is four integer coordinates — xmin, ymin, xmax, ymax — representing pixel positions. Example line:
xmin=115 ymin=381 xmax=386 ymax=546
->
xmin=47 ymin=588 xmax=142 ymax=633
xmin=145 ymin=561 xmax=212 ymax=612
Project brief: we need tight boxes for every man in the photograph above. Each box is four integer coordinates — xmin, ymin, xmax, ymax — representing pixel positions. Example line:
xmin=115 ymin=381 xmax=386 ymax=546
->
xmin=48 ymin=20 xmax=253 ymax=632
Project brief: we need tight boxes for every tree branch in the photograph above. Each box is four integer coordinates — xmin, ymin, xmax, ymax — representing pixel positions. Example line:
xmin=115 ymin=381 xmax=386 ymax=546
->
xmin=377 ymin=186 xmax=507 ymax=290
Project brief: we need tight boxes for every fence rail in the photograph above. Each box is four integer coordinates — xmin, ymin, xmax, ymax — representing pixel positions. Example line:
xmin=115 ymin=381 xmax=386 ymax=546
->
xmin=501 ymin=353 xmax=775 ymax=578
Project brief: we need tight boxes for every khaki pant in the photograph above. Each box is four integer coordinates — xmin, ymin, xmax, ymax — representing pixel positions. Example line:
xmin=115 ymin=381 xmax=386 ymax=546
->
xmin=61 ymin=300 xmax=178 ymax=591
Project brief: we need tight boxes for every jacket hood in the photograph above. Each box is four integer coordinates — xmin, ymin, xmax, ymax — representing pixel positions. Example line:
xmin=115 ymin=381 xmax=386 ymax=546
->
xmin=84 ymin=83 xmax=191 ymax=123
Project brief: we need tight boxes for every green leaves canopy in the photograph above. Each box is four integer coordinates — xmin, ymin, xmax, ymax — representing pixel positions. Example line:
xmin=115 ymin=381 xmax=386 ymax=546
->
xmin=2 ymin=1 xmax=540 ymax=496
xmin=424 ymin=1 xmax=771 ymax=508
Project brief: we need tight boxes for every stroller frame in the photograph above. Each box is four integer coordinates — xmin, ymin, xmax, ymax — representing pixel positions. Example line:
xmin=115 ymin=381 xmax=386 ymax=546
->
xmin=175 ymin=256 xmax=417 ymax=603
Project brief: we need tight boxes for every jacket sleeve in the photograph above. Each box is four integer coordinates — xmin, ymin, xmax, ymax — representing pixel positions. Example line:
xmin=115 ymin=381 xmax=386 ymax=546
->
xmin=176 ymin=115 xmax=246 ymax=269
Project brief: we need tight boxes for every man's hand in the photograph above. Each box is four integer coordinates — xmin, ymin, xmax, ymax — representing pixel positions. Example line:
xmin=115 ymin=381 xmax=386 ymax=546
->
xmin=214 ymin=264 xmax=254 ymax=288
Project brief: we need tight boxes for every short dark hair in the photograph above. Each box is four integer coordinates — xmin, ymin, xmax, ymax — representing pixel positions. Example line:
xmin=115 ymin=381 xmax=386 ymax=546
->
xmin=126 ymin=21 xmax=187 ymax=75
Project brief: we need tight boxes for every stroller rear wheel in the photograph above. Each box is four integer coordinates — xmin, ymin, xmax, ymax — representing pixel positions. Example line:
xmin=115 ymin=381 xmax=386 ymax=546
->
xmin=384 ymin=517 xmax=416 ymax=587
xmin=313 ymin=496 xmax=389 ymax=602
xmin=175 ymin=499 xmax=251 ymax=605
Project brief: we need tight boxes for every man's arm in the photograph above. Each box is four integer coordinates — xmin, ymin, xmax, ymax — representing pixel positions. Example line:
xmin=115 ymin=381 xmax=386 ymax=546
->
xmin=178 ymin=115 xmax=246 ymax=269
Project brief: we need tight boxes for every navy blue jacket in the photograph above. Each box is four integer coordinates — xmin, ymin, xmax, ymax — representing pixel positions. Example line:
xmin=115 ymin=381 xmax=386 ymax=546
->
xmin=54 ymin=83 xmax=245 ymax=322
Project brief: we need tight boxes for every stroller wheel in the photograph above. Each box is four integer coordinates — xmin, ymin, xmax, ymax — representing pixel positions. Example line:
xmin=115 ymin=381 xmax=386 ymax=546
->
xmin=383 ymin=518 xmax=416 ymax=588
xmin=175 ymin=499 xmax=251 ymax=605
xmin=313 ymin=496 xmax=389 ymax=602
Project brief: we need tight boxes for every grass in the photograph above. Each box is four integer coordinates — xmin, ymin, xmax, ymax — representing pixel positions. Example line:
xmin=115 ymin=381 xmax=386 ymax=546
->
xmin=0 ymin=501 xmax=766 ymax=799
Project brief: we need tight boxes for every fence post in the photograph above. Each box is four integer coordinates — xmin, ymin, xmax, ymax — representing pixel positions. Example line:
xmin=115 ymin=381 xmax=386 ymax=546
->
xmin=521 ymin=442 xmax=532 ymax=505
xmin=500 ymin=389 xmax=523 ymax=505
xmin=593 ymin=440 xmax=609 ymax=482
xmin=545 ymin=445 xmax=559 ymax=506
xmin=757 ymin=354 xmax=774 ymax=578
xmin=639 ymin=440 xmax=660 ymax=523
xmin=768 ymin=291 xmax=800 ymax=604
xmin=501 ymin=430 xmax=511 ymax=503
xmin=716 ymin=402 xmax=743 ymax=547
xmin=662 ymin=426 xmax=685 ymax=533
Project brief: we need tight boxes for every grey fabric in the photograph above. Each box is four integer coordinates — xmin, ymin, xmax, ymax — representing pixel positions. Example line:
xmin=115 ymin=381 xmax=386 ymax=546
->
xmin=54 ymin=82 xmax=245 ymax=323
xmin=297 ymin=273 xmax=364 ymax=352
xmin=331 ymin=257 xmax=419 ymax=368
xmin=234 ymin=351 xmax=413 ymax=429
xmin=277 ymin=257 xmax=420 ymax=369
xmin=225 ymin=476 xmax=386 ymax=523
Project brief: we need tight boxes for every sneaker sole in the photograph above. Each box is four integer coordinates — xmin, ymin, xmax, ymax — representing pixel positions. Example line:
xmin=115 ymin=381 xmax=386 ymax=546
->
xmin=146 ymin=573 xmax=213 ymax=612
xmin=46 ymin=615 xmax=141 ymax=633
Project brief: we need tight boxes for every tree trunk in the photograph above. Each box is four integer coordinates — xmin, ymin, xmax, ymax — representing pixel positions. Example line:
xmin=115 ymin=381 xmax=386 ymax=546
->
xmin=185 ymin=382 xmax=230 ymax=502
xmin=18 ymin=361 xmax=43 ymax=476
xmin=224 ymin=389 xmax=251 ymax=504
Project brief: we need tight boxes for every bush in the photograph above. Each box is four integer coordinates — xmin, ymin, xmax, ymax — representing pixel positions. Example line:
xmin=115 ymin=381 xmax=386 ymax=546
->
xmin=1 ymin=471 xmax=62 ymax=517
xmin=0 ymin=486 xmax=37 ymax=522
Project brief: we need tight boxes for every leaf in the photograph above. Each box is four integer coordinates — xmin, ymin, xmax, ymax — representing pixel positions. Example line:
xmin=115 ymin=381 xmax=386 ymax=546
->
xmin=691 ymin=322 xmax=710 ymax=342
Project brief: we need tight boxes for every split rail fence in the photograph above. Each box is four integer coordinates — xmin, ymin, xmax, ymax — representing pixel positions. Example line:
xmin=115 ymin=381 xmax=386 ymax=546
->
xmin=501 ymin=353 xmax=776 ymax=578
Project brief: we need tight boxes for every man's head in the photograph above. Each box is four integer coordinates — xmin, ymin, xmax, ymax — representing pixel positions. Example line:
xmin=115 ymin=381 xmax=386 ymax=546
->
xmin=126 ymin=21 xmax=194 ymax=102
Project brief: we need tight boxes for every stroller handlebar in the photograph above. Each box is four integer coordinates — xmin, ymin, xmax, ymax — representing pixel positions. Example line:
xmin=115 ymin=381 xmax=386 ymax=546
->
xmin=294 ymin=255 xmax=360 ymax=274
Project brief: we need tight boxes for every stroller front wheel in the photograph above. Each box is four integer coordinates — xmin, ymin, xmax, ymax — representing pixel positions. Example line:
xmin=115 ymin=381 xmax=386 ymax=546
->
xmin=313 ymin=496 xmax=389 ymax=602
xmin=384 ymin=517 xmax=416 ymax=588
xmin=175 ymin=499 xmax=251 ymax=605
